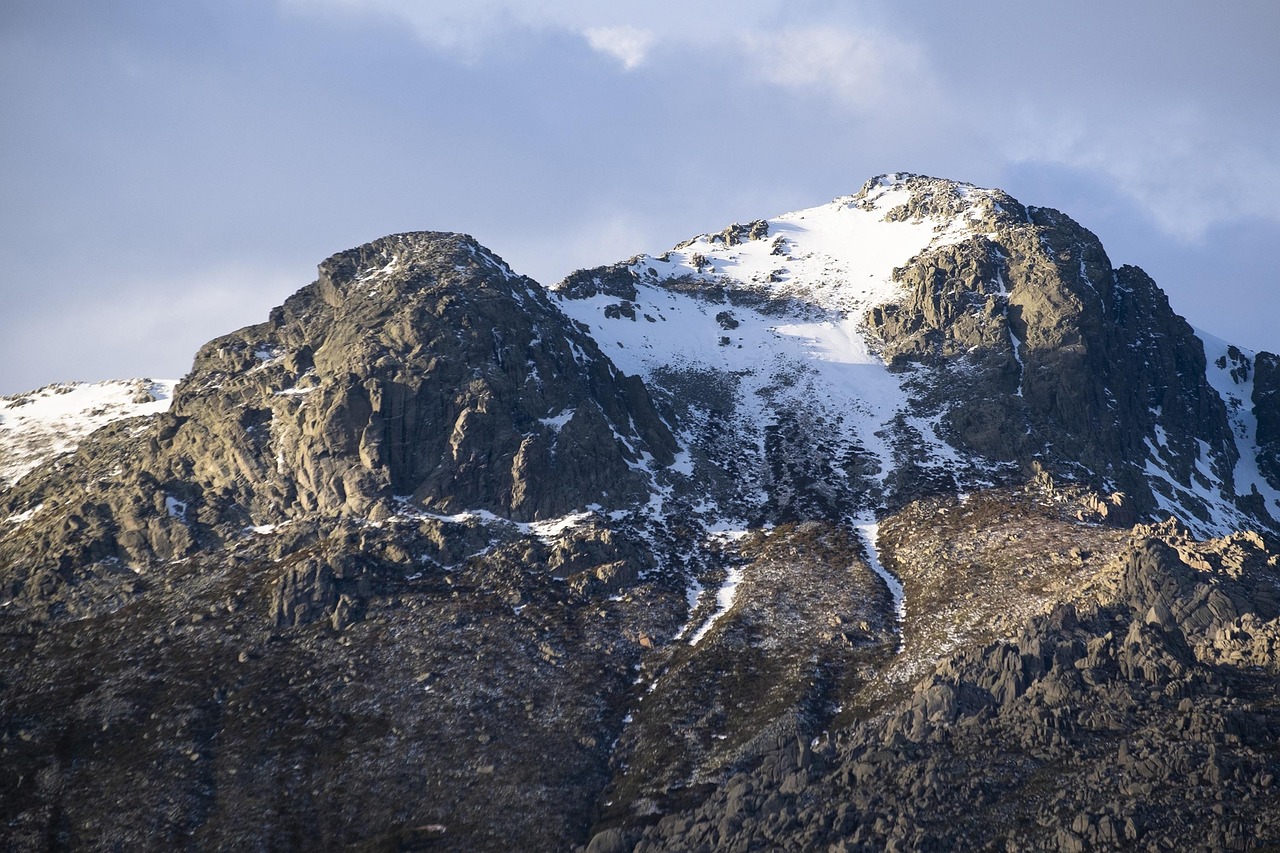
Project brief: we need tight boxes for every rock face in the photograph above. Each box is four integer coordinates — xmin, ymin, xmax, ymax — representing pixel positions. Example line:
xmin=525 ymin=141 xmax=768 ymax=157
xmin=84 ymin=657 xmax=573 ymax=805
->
xmin=172 ymin=231 xmax=675 ymax=525
xmin=867 ymin=177 xmax=1240 ymax=526
xmin=3 ymin=179 xmax=1280 ymax=852
xmin=0 ymin=232 xmax=675 ymax=611
xmin=1254 ymin=351 xmax=1280 ymax=487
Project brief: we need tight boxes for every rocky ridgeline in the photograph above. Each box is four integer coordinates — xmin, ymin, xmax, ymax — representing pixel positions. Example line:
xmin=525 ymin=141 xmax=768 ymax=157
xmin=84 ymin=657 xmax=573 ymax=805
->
xmin=181 ymin=232 xmax=676 ymax=522
xmin=2 ymin=178 xmax=1280 ymax=851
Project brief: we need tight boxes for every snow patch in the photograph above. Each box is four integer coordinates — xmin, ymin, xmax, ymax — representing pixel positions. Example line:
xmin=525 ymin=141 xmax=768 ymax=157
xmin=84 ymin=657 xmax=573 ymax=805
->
xmin=539 ymin=408 xmax=576 ymax=432
xmin=527 ymin=511 xmax=594 ymax=541
xmin=397 ymin=500 xmax=596 ymax=544
xmin=165 ymin=496 xmax=188 ymax=521
xmin=4 ymin=503 xmax=44 ymax=526
xmin=0 ymin=379 xmax=177 ymax=488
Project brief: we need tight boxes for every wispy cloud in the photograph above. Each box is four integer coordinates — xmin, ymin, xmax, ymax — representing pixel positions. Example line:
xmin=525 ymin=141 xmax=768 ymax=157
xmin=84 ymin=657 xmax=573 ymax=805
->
xmin=277 ymin=0 xmax=927 ymax=107
xmin=277 ymin=0 xmax=522 ymax=58
xmin=582 ymin=26 xmax=654 ymax=70
xmin=1007 ymin=106 xmax=1280 ymax=241
xmin=739 ymin=27 xmax=929 ymax=113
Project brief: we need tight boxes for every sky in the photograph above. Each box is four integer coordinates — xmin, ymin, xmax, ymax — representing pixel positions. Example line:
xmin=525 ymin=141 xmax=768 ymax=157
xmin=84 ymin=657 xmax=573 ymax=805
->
xmin=1 ymin=0 xmax=1277 ymax=393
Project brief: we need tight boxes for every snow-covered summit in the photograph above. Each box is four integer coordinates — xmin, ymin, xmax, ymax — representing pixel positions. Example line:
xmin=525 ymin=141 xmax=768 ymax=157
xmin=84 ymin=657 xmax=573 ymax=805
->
xmin=552 ymin=175 xmax=1015 ymax=524
xmin=614 ymin=173 xmax=1010 ymax=317
xmin=555 ymin=173 xmax=1280 ymax=538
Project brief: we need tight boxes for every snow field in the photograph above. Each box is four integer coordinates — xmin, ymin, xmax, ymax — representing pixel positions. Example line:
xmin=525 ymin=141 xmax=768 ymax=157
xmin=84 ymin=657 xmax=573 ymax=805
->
xmin=0 ymin=379 xmax=177 ymax=488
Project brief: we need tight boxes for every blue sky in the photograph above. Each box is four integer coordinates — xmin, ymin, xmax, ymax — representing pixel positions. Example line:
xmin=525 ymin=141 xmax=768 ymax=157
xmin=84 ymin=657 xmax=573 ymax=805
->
xmin=1 ymin=0 xmax=1277 ymax=392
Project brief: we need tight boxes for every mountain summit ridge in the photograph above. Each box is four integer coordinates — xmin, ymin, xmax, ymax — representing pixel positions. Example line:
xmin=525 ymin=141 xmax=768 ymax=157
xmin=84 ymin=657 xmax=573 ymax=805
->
xmin=551 ymin=172 xmax=1279 ymax=537
xmin=2 ymin=174 xmax=1280 ymax=851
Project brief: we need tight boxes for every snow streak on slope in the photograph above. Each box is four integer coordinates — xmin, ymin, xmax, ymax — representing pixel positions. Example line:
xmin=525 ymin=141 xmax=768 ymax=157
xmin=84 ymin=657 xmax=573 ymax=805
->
xmin=853 ymin=515 xmax=905 ymax=652
xmin=688 ymin=563 xmax=745 ymax=646
xmin=0 ymin=380 xmax=176 ymax=488
xmin=1199 ymin=330 xmax=1280 ymax=525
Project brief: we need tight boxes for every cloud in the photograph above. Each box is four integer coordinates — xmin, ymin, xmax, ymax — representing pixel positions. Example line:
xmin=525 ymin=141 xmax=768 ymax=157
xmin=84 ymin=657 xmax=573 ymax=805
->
xmin=276 ymin=0 xmax=931 ymax=109
xmin=276 ymin=0 xmax=524 ymax=57
xmin=1006 ymin=106 xmax=1280 ymax=241
xmin=278 ymin=0 xmax=667 ymax=60
xmin=739 ymin=27 xmax=928 ymax=113
xmin=582 ymin=26 xmax=654 ymax=70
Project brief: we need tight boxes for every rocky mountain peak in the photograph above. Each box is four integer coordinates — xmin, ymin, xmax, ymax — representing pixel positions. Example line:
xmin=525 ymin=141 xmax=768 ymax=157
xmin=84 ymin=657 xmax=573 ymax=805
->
xmin=0 ymin=230 xmax=678 ymax=591
xmin=310 ymin=230 xmax=520 ymax=309
xmin=554 ymin=175 xmax=1279 ymax=535
xmin=855 ymin=172 xmax=1028 ymax=231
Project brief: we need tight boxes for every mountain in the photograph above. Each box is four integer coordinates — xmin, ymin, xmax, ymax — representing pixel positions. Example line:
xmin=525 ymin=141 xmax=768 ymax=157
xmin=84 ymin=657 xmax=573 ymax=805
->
xmin=552 ymin=175 xmax=1279 ymax=537
xmin=2 ymin=174 xmax=1279 ymax=851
